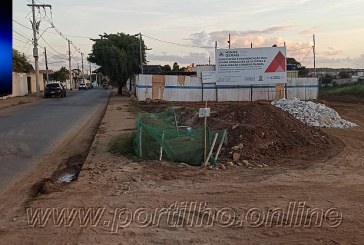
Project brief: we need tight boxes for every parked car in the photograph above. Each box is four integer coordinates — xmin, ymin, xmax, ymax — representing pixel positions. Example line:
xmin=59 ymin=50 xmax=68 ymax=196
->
xmin=86 ymin=83 xmax=93 ymax=89
xmin=79 ymin=83 xmax=88 ymax=90
xmin=44 ymin=82 xmax=67 ymax=98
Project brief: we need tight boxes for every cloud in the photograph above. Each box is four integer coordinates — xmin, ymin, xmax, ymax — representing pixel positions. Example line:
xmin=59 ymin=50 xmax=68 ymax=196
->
xmin=317 ymin=54 xmax=364 ymax=67
xmin=299 ymin=27 xmax=320 ymax=36
xmin=322 ymin=47 xmax=342 ymax=56
xmin=187 ymin=26 xmax=293 ymax=47
xmin=148 ymin=52 xmax=210 ymax=66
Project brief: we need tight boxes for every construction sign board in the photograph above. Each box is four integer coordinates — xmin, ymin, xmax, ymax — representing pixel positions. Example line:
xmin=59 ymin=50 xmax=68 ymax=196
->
xmin=215 ymin=47 xmax=287 ymax=85
xmin=202 ymin=71 xmax=216 ymax=84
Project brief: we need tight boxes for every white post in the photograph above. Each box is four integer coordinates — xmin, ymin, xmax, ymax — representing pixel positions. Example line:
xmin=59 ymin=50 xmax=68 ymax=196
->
xmin=159 ymin=131 xmax=165 ymax=161
xmin=214 ymin=130 xmax=227 ymax=161
xmin=203 ymin=133 xmax=219 ymax=166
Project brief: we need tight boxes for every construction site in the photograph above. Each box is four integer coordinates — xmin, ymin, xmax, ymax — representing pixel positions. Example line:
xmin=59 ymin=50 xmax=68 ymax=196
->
xmin=1 ymin=87 xmax=363 ymax=244
xmin=1 ymin=39 xmax=364 ymax=244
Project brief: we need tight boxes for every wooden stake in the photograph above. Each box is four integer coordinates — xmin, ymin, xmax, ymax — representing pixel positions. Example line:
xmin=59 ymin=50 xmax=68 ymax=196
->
xmin=203 ymin=133 xmax=218 ymax=166
xmin=214 ymin=130 xmax=227 ymax=162
xmin=159 ymin=131 xmax=165 ymax=161
xmin=204 ymin=101 xmax=208 ymax=161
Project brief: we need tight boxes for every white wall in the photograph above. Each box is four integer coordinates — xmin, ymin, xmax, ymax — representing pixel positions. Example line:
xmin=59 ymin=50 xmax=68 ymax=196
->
xmin=136 ymin=75 xmax=319 ymax=102
xmin=11 ymin=72 xmax=27 ymax=97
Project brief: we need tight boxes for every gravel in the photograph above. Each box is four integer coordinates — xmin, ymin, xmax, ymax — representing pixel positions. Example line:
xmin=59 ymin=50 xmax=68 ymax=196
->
xmin=271 ymin=98 xmax=358 ymax=128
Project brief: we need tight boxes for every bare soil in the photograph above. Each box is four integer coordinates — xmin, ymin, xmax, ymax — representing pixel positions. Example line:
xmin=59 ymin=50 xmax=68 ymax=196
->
xmin=0 ymin=93 xmax=363 ymax=244
xmin=0 ymin=94 xmax=40 ymax=110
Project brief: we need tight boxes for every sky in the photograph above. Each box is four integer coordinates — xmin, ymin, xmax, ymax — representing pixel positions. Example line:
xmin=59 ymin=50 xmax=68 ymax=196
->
xmin=12 ymin=0 xmax=364 ymax=72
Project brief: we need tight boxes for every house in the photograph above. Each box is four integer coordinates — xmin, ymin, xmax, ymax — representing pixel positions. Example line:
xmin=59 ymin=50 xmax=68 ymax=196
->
xmin=11 ymin=71 xmax=45 ymax=97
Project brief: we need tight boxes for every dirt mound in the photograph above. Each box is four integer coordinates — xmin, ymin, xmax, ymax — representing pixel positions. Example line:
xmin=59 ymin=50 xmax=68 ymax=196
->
xmin=175 ymin=102 xmax=338 ymax=165
xmin=138 ymin=101 xmax=339 ymax=166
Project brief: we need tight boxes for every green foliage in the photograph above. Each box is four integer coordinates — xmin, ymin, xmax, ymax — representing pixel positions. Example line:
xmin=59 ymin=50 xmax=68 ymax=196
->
xmin=12 ymin=49 xmax=33 ymax=73
xmin=172 ymin=62 xmax=180 ymax=71
xmin=109 ymin=132 xmax=136 ymax=155
xmin=49 ymin=67 xmax=69 ymax=82
xmin=88 ymin=33 xmax=145 ymax=93
xmin=320 ymin=83 xmax=364 ymax=98
xmin=338 ymin=71 xmax=350 ymax=79
xmin=321 ymin=74 xmax=334 ymax=85
xmin=298 ymin=67 xmax=309 ymax=77
xmin=160 ymin=64 xmax=171 ymax=72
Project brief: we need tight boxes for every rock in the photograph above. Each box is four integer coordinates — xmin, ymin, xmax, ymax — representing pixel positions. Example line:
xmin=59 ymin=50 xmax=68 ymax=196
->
xmin=271 ymin=98 xmax=358 ymax=128
xmin=232 ymin=124 xmax=239 ymax=129
xmin=227 ymin=161 xmax=234 ymax=167
xmin=233 ymin=152 xmax=241 ymax=162
xmin=219 ymin=164 xmax=227 ymax=170
xmin=236 ymin=162 xmax=243 ymax=166
xmin=242 ymin=160 xmax=250 ymax=165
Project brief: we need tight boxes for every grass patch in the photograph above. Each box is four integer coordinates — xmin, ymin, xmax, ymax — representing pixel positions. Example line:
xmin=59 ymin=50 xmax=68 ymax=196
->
xmin=108 ymin=132 xmax=136 ymax=155
xmin=320 ymin=83 xmax=364 ymax=98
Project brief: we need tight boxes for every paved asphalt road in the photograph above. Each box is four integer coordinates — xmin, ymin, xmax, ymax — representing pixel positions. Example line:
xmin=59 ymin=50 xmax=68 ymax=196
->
xmin=0 ymin=88 xmax=111 ymax=193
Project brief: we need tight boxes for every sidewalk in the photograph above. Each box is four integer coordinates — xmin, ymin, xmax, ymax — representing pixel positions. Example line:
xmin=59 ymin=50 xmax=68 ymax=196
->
xmin=0 ymin=94 xmax=39 ymax=110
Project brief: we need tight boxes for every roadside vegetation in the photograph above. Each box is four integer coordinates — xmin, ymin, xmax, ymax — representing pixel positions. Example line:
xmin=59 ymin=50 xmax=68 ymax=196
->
xmin=108 ymin=132 xmax=136 ymax=155
xmin=320 ymin=79 xmax=364 ymax=98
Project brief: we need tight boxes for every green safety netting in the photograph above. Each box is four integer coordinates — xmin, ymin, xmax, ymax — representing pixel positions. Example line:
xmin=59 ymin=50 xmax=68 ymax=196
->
xmin=134 ymin=108 xmax=227 ymax=166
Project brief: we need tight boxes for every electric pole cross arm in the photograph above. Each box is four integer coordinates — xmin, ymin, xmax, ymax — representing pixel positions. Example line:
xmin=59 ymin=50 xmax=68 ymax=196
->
xmin=27 ymin=4 xmax=52 ymax=8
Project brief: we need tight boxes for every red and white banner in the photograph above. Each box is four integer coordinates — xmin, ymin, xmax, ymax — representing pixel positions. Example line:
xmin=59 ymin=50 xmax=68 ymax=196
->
xmin=215 ymin=47 xmax=287 ymax=85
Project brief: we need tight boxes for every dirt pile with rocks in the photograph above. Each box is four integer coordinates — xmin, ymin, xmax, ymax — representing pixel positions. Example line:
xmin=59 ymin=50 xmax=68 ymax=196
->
xmin=172 ymin=102 xmax=339 ymax=165
xmin=272 ymin=98 xmax=358 ymax=128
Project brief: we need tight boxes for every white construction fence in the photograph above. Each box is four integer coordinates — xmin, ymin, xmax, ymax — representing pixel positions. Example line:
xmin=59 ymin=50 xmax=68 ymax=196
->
xmin=133 ymin=75 xmax=319 ymax=102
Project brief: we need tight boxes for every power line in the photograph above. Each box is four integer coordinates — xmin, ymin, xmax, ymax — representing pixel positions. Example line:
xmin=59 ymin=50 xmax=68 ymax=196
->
xmin=13 ymin=30 xmax=33 ymax=42
xmin=13 ymin=19 xmax=33 ymax=30
xmin=13 ymin=37 xmax=29 ymax=44
xmin=142 ymin=34 xmax=214 ymax=49
xmin=287 ymin=46 xmax=312 ymax=52
xmin=299 ymin=47 xmax=313 ymax=64
xmin=39 ymin=36 xmax=68 ymax=57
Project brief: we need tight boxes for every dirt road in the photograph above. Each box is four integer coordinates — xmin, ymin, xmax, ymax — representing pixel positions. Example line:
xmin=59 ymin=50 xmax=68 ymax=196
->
xmin=0 ymin=93 xmax=363 ymax=244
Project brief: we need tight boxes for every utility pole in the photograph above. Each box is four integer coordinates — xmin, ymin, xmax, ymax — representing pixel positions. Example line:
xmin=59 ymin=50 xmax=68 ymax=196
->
xmin=139 ymin=33 xmax=143 ymax=74
xmin=44 ymin=47 xmax=49 ymax=84
xmin=89 ymin=62 xmax=92 ymax=83
xmin=313 ymin=34 xmax=316 ymax=77
xmin=68 ymin=40 xmax=72 ymax=90
xmin=81 ymin=52 xmax=84 ymax=82
xmin=228 ymin=34 xmax=231 ymax=49
xmin=27 ymin=1 xmax=51 ymax=98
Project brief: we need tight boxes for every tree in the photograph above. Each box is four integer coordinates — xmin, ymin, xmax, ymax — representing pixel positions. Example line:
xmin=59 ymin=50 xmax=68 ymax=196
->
xmin=50 ymin=67 xmax=69 ymax=82
xmin=172 ymin=62 xmax=180 ymax=71
xmin=160 ymin=64 xmax=171 ymax=72
xmin=12 ymin=49 xmax=33 ymax=73
xmin=321 ymin=74 xmax=333 ymax=85
xmin=338 ymin=71 xmax=350 ymax=79
xmin=88 ymin=33 xmax=146 ymax=94
xmin=287 ymin=57 xmax=309 ymax=77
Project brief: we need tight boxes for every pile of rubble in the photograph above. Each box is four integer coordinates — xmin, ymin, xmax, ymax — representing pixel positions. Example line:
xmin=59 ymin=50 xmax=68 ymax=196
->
xmin=272 ymin=98 xmax=358 ymax=128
